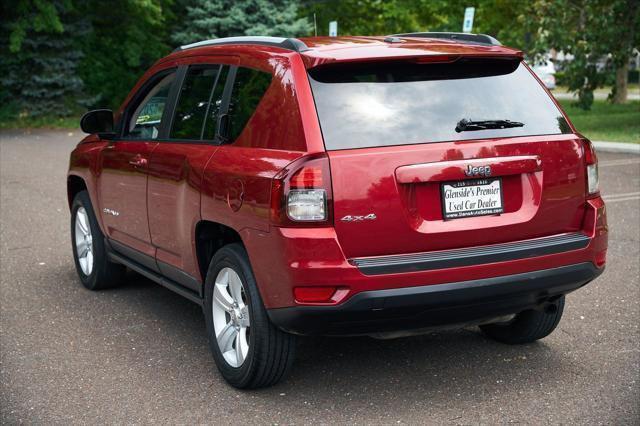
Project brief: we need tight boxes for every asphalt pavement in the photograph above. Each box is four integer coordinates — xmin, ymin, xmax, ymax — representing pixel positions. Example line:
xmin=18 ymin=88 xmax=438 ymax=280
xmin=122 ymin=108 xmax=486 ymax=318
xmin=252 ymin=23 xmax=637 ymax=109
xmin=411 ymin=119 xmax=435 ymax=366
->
xmin=1 ymin=130 xmax=639 ymax=424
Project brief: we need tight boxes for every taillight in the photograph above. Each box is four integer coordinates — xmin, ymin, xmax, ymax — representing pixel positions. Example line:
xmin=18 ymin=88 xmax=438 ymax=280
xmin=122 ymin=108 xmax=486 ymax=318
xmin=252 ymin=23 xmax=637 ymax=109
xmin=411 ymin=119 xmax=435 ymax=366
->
xmin=270 ymin=154 xmax=333 ymax=226
xmin=583 ymin=139 xmax=599 ymax=196
xmin=287 ymin=189 xmax=326 ymax=221
xmin=587 ymin=163 xmax=599 ymax=195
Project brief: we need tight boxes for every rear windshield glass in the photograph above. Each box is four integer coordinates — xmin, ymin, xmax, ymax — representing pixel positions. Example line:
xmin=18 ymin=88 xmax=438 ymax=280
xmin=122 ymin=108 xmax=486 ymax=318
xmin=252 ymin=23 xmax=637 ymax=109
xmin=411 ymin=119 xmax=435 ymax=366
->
xmin=308 ymin=59 xmax=571 ymax=150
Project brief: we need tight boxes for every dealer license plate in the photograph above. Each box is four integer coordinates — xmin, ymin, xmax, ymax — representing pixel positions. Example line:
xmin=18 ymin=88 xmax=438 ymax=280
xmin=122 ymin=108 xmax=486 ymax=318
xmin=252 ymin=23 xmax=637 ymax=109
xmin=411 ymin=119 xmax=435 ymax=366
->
xmin=441 ymin=178 xmax=504 ymax=219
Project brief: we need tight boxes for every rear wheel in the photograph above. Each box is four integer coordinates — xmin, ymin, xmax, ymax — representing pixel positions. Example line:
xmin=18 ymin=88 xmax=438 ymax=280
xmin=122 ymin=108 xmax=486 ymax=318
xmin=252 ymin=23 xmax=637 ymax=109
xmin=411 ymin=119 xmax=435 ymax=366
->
xmin=480 ymin=296 xmax=565 ymax=344
xmin=204 ymin=243 xmax=296 ymax=389
xmin=71 ymin=190 xmax=125 ymax=290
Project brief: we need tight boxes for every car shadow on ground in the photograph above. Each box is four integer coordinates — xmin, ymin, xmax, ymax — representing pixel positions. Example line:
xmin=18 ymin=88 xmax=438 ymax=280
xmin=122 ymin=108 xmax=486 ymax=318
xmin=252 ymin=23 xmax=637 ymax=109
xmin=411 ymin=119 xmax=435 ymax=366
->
xmin=55 ymin=265 xmax=575 ymax=409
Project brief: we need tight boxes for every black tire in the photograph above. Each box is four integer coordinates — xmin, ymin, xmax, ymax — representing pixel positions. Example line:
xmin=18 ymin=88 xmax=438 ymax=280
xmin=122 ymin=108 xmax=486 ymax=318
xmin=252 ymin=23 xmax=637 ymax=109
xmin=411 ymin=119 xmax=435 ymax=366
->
xmin=480 ymin=296 xmax=565 ymax=344
xmin=204 ymin=243 xmax=296 ymax=389
xmin=71 ymin=190 xmax=125 ymax=290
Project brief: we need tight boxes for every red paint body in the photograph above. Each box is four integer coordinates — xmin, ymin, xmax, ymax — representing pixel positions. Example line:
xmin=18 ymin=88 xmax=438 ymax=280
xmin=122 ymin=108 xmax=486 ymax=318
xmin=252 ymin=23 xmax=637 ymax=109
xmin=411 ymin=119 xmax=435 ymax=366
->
xmin=68 ymin=36 xmax=607 ymax=312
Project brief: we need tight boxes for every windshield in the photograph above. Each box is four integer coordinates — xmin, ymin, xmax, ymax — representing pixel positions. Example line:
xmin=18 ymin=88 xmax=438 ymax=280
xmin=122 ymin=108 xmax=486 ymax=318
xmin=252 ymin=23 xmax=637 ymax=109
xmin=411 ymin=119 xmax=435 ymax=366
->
xmin=308 ymin=59 xmax=571 ymax=150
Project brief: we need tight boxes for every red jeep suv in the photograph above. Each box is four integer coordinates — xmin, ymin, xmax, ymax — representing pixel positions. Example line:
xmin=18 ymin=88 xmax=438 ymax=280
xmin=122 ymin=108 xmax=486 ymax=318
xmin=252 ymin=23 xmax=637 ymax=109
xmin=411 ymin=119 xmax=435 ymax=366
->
xmin=68 ymin=33 xmax=607 ymax=388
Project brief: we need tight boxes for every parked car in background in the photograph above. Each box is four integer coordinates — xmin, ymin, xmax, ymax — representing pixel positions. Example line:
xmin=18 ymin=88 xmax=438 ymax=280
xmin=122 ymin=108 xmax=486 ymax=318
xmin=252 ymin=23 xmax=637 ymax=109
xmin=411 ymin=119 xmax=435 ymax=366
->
xmin=68 ymin=33 xmax=607 ymax=389
xmin=531 ymin=59 xmax=557 ymax=89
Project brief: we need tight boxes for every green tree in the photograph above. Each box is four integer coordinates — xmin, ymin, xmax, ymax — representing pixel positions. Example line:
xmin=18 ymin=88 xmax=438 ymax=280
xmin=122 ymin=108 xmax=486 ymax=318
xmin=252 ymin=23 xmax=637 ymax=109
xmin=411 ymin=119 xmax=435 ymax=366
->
xmin=76 ymin=0 xmax=173 ymax=109
xmin=172 ymin=0 xmax=312 ymax=45
xmin=301 ymin=0 xmax=453 ymax=36
xmin=467 ymin=0 xmax=529 ymax=49
xmin=524 ymin=0 xmax=640 ymax=109
xmin=603 ymin=0 xmax=639 ymax=104
xmin=1 ymin=0 xmax=86 ymax=117
xmin=301 ymin=0 xmax=528 ymax=45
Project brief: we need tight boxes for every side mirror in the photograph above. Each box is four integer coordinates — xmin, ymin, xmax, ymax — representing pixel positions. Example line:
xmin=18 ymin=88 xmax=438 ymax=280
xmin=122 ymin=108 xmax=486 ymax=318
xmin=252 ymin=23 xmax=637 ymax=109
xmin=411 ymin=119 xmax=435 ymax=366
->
xmin=80 ymin=109 xmax=115 ymax=137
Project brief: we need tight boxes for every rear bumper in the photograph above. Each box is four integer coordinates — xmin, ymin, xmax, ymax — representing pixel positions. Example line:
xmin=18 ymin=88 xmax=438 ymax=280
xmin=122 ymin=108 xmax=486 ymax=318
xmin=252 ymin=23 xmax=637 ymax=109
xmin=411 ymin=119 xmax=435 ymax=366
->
xmin=242 ymin=198 xmax=608 ymax=310
xmin=350 ymin=232 xmax=591 ymax=275
xmin=267 ymin=262 xmax=603 ymax=335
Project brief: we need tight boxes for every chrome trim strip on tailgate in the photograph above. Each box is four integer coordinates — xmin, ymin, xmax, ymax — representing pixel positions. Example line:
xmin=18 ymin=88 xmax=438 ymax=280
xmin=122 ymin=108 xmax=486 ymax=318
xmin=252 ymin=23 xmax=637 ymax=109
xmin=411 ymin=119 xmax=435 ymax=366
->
xmin=350 ymin=233 xmax=591 ymax=275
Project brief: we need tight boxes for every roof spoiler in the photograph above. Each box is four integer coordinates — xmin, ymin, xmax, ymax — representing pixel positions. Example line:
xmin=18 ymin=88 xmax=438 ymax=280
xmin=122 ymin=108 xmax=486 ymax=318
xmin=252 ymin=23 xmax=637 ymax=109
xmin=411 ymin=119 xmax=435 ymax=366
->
xmin=173 ymin=36 xmax=310 ymax=53
xmin=389 ymin=32 xmax=502 ymax=46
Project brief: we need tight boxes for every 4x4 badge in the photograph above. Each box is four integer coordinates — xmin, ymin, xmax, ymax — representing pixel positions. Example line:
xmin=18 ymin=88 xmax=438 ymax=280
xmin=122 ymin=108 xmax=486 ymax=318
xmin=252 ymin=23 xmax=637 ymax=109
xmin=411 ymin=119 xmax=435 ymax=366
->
xmin=341 ymin=213 xmax=377 ymax=222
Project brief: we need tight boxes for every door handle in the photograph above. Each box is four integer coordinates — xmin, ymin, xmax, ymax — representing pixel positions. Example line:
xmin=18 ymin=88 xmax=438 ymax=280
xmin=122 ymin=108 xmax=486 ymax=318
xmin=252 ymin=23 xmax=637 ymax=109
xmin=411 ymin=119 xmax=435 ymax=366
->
xmin=129 ymin=156 xmax=148 ymax=167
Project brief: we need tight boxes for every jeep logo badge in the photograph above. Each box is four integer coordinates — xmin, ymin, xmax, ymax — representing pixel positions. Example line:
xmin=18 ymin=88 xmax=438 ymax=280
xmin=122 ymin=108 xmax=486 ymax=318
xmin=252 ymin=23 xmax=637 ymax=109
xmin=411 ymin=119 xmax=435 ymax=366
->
xmin=464 ymin=164 xmax=492 ymax=177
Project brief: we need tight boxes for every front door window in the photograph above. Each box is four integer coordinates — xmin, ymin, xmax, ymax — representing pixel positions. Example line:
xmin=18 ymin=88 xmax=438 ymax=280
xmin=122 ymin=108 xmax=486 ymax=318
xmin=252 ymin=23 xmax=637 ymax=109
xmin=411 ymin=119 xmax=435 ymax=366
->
xmin=127 ymin=73 xmax=176 ymax=140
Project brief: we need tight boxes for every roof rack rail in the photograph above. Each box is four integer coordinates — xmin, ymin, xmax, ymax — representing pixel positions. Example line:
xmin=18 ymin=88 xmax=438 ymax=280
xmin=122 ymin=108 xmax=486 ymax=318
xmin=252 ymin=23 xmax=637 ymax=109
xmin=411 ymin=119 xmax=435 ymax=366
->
xmin=173 ymin=36 xmax=310 ymax=53
xmin=389 ymin=32 xmax=501 ymax=46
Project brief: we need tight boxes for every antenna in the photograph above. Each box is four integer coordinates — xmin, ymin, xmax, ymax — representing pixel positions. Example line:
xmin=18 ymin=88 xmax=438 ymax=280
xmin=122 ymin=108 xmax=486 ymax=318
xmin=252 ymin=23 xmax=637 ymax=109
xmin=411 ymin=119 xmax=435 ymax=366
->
xmin=313 ymin=13 xmax=317 ymax=37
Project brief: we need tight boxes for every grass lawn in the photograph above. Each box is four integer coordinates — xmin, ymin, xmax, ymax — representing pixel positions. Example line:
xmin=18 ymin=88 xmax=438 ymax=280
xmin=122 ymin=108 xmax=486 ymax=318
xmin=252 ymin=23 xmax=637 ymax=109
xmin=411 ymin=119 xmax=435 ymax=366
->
xmin=559 ymin=100 xmax=640 ymax=143
xmin=0 ymin=114 xmax=80 ymax=130
xmin=1 ymin=99 xmax=638 ymax=145
xmin=555 ymin=84 xmax=640 ymax=96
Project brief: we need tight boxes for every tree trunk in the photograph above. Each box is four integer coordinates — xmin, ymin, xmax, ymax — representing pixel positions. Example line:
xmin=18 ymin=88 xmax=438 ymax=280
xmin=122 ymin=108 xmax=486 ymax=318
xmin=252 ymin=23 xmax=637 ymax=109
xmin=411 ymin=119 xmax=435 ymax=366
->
xmin=613 ymin=62 xmax=629 ymax=104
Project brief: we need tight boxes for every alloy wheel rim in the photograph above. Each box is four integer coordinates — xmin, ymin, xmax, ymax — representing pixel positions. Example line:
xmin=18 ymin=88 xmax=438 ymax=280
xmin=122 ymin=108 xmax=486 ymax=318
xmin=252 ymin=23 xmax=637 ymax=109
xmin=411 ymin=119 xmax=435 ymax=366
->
xmin=74 ymin=207 xmax=94 ymax=276
xmin=212 ymin=267 xmax=250 ymax=368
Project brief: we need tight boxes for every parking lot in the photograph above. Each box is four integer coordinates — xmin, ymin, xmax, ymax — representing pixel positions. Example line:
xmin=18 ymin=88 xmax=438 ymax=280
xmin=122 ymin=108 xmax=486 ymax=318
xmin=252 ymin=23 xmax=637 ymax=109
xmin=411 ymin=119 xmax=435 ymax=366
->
xmin=1 ymin=129 xmax=638 ymax=424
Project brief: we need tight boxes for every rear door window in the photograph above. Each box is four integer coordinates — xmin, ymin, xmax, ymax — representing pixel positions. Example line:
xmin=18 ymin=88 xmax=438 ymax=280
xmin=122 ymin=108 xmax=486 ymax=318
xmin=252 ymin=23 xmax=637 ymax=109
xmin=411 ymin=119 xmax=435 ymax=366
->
xmin=202 ymin=65 xmax=230 ymax=141
xmin=171 ymin=65 xmax=228 ymax=140
xmin=308 ymin=59 xmax=571 ymax=150
xmin=226 ymin=67 xmax=272 ymax=142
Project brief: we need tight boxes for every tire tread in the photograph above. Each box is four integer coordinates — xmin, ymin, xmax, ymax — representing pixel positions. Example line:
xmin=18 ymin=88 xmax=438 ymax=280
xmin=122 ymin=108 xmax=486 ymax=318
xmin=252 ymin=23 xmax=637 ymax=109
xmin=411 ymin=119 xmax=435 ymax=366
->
xmin=204 ymin=243 xmax=295 ymax=389
xmin=71 ymin=191 xmax=125 ymax=290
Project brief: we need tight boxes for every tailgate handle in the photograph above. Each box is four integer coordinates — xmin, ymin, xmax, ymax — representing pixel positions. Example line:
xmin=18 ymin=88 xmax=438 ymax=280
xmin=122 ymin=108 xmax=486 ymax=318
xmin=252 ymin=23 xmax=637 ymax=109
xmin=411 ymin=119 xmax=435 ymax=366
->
xmin=395 ymin=155 xmax=542 ymax=183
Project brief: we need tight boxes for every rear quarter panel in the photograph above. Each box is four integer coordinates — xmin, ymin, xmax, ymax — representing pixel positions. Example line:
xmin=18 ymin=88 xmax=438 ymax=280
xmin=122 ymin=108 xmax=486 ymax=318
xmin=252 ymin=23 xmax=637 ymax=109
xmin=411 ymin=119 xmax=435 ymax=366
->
xmin=200 ymin=50 xmax=316 ymax=231
xmin=199 ymin=49 xmax=323 ymax=300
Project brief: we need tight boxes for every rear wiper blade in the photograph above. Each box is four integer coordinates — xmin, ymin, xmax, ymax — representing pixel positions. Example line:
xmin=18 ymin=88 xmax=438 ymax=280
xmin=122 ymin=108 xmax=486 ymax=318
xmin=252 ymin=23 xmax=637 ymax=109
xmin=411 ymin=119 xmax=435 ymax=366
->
xmin=455 ymin=118 xmax=525 ymax=133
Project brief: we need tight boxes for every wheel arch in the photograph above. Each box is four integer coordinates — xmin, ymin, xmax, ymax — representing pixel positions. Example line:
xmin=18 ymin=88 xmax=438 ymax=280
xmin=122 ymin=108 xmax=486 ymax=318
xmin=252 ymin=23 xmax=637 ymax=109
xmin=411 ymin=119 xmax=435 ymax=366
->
xmin=195 ymin=220 xmax=245 ymax=283
xmin=67 ymin=174 xmax=88 ymax=208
